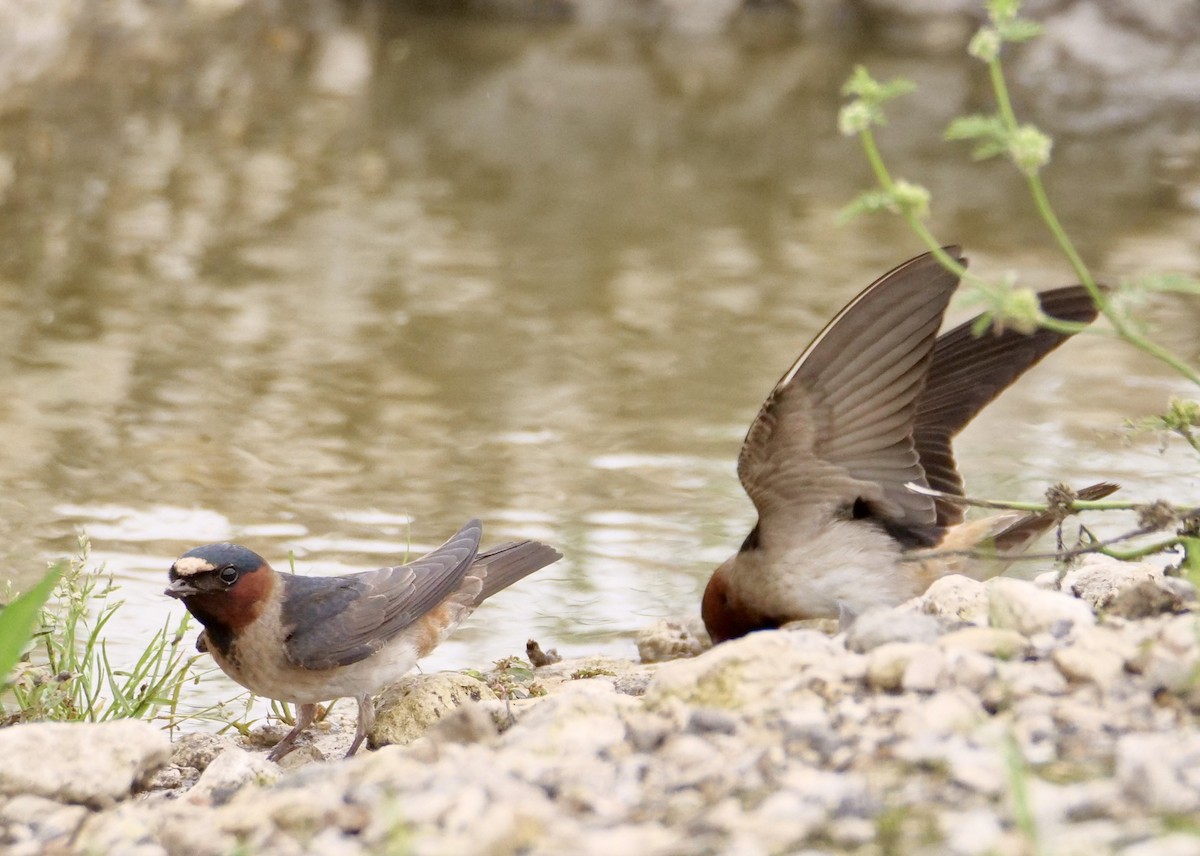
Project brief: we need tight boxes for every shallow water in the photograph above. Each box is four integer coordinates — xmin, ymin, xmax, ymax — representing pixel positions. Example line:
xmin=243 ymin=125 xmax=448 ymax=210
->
xmin=1 ymin=5 xmax=1197 ymax=719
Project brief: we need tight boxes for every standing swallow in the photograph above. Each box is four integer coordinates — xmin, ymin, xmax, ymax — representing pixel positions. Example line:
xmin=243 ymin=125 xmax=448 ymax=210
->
xmin=165 ymin=519 xmax=560 ymax=761
xmin=702 ymin=248 xmax=1117 ymax=644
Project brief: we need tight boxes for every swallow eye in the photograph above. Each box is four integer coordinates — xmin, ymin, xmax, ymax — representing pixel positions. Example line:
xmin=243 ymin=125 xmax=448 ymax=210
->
xmin=218 ymin=567 xmax=239 ymax=586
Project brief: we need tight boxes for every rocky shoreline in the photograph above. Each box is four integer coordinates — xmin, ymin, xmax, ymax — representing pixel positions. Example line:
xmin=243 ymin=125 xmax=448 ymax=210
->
xmin=2 ymin=556 xmax=1199 ymax=855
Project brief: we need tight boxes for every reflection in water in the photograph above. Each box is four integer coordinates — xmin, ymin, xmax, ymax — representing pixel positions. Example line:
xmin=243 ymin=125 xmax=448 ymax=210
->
xmin=0 ymin=5 xmax=1196 ymax=715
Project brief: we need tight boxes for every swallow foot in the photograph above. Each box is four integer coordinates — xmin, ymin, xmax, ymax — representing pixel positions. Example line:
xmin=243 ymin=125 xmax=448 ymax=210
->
xmin=266 ymin=702 xmax=318 ymax=763
xmin=344 ymin=692 xmax=375 ymax=758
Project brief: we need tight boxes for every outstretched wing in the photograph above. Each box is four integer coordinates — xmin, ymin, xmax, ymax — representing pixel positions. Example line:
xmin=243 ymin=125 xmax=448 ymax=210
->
xmin=738 ymin=249 xmax=965 ymax=548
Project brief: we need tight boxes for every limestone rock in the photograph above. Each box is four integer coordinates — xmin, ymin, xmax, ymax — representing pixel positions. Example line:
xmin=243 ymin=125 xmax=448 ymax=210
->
xmin=0 ymin=720 xmax=170 ymax=808
xmin=372 ymin=672 xmax=499 ymax=748
xmin=1051 ymin=625 xmax=1135 ymax=690
xmin=1116 ymin=732 xmax=1200 ymax=813
xmin=919 ymin=574 xmax=990 ymax=625
xmin=1128 ymin=613 xmax=1200 ymax=696
xmin=170 ymin=732 xmax=241 ymax=772
xmin=1050 ymin=554 xmax=1193 ymax=616
xmin=937 ymin=626 xmax=1030 ymax=660
xmin=636 ymin=615 xmax=712 ymax=663
xmin=987 ymin=577 xmax=1095 ymax=636
xmin=0 ymin=794 xmax=88 ymax=852
xmin=1121 ymin=833 xmax=1200 ymax=856
xmin=186 ymin=748 xmax=280 ymax=805
xmin=845 ymin=606 xmax=947 ymax=653
xmin=865 ymin=642 xmax=940 ymax=692
xmin=644 ymin=629 xmax=841 ymax=711
xmin=1108 ymin=579 xmax=1193 ymax=619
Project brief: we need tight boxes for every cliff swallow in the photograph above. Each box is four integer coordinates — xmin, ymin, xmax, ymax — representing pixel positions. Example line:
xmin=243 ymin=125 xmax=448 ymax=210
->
xmin=702 ymin=248 xmax=1116 ymax=643
xmin=165 ymin=519 xmax=560 ymax=761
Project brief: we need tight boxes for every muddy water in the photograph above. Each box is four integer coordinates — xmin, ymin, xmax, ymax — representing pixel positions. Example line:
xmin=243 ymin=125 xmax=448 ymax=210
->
xmin=0 ymin=6 xmax=1196 ymax=717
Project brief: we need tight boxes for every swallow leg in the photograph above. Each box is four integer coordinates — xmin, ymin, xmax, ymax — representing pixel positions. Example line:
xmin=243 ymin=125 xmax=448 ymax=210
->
xmin=267 ymin=702 xmax=318 ymax=763
xmin=344 ymin=692 xmax=375 ymax=758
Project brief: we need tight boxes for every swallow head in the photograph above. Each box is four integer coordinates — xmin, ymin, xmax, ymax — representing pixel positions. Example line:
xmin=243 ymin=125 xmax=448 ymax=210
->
xmin=166 ymin=543 xmax=276 ymax=645
xmin=701 ymin=556 xmax=779 ymax=645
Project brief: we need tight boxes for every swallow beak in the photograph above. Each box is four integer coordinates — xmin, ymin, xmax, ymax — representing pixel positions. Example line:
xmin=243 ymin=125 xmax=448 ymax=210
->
xmin=164 ymin=578 xmax=200 ymax=599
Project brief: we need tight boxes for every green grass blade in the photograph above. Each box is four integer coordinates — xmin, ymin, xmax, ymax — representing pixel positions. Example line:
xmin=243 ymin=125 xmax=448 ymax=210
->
xmin=0 ymin=565 xmax=64 ymax=690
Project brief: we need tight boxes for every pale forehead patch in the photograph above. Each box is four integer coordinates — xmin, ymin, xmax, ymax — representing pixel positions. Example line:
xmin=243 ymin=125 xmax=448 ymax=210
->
xmin=173 ymin=556 xmax=216 ymax=577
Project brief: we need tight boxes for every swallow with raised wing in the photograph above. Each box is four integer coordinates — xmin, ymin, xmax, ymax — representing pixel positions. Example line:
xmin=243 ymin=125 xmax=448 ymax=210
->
xmin=702 ymin=248 xmax=1116 ymax=644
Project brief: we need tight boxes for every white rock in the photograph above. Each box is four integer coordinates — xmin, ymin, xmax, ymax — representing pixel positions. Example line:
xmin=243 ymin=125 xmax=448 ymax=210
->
xmin=938 ymin=626 xmax=1030 ymax=659
xmin=987 ymin=577 xmax=1095 ymax=636
xmin=845 ymin=606 xmax=946 ymax=653
xmin=941 ymin=649 xmax=997 ymax=692
xmin=896 ymin=689 xmax=983 ymax=739
xmin=373 ymin=672 xmax=499 ymax=747
xmin=1033 ymin=569 xmax=1064 ymax=590
xmin=0 ymin=793 xmax=88 ymax=848
xmin=636 ymin=615 xmax=712 ymax=663
xmin=1057 ymin=554 xmax=1166 ymax=609
xmin=865 ymin=642 xmax=937 ymax=692
xmin=939 ymin=808 xmax=1005 ymax=856
xmin=1128 ymin=613 xmax=1200 ymax=694
xmin=186 ymin=748 xmax=280 ymax=804
xmin=1120 ymin=833 xmax=1200 ymax=856
xmin=998 ymin=660 xmax=1070 ymax=697
xmin=742 ymin=789 xmax=824 ymax=851
xmin=73 ymin=801 xmax=168 ymax=856
xmin=827 ymin=816 xmax=876 ymax=848
xmin=0 ymin=720 xmax=170 ymax=807
xmin=901 ymin=646 xmax=947 ymax=693
xmin=1051 ymin=625 xmax=1134 ymax=689
xmin=645 ymin=630 xmax=840 ymax=711
xmin=920 ymin=574 xmax=991 ymax=624
xmin=896 ymin=735 xmax=1005 ymax=796
xmin=1028 ymin=778 xmax=1121 ymax=834
xmin=1010 ymin=708 xmax=1059 ymax=766
xmin=502 ymin=679 xmax=633 ymax=759
xmin=170 ymin=732 xmax=241 ymax=771
xmin=1116 ymin=733 xmax=1200 ymax=813
xmin=946 ymin=742 xmax=1007 ymax=796
xmin=1038 ymin=819 xmax=1128 ymax=856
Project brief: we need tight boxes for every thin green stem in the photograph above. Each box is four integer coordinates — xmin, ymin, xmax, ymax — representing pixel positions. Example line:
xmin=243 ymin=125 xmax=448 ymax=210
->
xmin=1099 ymin=537 xmax=1187 ymax=562
xmin=988 ymin=60 xmax=1019 ymax=129
xmin=1178 ymin=537 xmax=1200 ymax=589
xmin=860 ymin=129 xmax=966 ymax=274
xmin=987 ymin=57 xmax=1200 ymax=387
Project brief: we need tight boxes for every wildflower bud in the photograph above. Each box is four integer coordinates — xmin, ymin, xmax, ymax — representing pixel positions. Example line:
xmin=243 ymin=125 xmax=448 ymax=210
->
xmin=1010 ymin=125 xmax=1052 ymax=175
xmin=838 ymin=102 xmax=873 ymax=136
xmin=1045 ymin=483 xmax=1077 ymax=523
xmin=892 ymin=180 xmax=931 ymax=219
xmin=1166 ymin=397 xmax=1200 ymax=430
xmin=969 ymin=27 xmax=1001 ymax=62
xmin=1001 ymin=287 xmax=1043 ymax=334
xmin=1137 ymin=500 xmax=1178 ymax=532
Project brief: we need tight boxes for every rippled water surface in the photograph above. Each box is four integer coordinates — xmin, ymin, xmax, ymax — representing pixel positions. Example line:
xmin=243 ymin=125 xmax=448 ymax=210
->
xmin=1 ymin=5 xmax=1197 ymax=715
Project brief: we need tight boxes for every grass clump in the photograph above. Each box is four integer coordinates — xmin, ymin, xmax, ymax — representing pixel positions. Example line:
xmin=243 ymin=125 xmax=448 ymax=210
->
xmin=1 ymin=536 xmax=199 ymax=729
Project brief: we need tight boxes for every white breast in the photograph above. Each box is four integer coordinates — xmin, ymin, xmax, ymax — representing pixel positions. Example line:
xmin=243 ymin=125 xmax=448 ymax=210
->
xmin=730 ymin=517 xmax=917 ymax=620
xmin=206 ymin=595 xmax=424 ymax=705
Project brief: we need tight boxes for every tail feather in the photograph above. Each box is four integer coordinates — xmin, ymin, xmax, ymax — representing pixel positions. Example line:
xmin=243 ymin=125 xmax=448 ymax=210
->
xmin=990 ymin=480 xmax=1120 ymax=554
xmin=471 ymin=540 xmax=562 ymax=606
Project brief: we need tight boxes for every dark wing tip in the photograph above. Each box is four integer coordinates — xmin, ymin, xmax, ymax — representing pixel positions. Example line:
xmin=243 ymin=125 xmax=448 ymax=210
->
xmin=1075 ymin=481 xmax=1120 ymax=501
xmin=1035 ymin=284 xmax=1102 ymax=326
